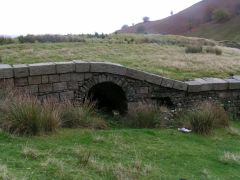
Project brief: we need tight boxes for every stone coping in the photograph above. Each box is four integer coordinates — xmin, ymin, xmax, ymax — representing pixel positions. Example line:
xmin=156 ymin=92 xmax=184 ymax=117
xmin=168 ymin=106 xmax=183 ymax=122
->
xmin=0 ymin=61 xmax=240 ymax=92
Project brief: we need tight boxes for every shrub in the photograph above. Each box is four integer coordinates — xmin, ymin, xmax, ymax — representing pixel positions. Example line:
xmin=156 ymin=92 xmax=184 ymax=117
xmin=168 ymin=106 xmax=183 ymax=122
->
xmin=203 ymin=7 xmax=215 ymax=22
xmin=0 ymin=93 xmax=60 ymax=135
xmin=185 ymin=46 xmax=203 ymax=53
xmin=212 ymin=9 xmax=230 ymax=23
xmin=60 ymin=101 xmax=107 ymax=129
xmin=143 ymin=16 xmax=150 ymax=23
xmin=183 ymin=102 xmax=230 ymax=135
xmin=124 ymin=104 xmax=162 ymax=128
xmin=136 ymin=25 xmax=146 ymax=34
xmin=206 ymin=47 xmax=222 ymax=55
xmin=0 ymin=36 xmax=14 ymax=45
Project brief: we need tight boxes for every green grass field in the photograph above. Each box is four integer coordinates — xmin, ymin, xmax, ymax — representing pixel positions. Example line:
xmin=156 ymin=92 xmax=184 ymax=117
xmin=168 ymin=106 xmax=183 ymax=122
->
xmin=1 ymin=122 xmax=240 ymax=180
xmin=0 ymin=34 xmax=240 ymax=80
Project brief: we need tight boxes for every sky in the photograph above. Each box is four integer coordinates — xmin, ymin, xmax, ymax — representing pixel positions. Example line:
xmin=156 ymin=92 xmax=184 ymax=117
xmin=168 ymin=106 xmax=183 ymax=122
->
xmin=0 ymin=0 xmax=202 ymax=36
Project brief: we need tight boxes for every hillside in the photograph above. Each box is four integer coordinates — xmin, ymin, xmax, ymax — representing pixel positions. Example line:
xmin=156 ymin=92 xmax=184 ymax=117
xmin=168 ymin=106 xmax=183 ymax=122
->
xmin=0 ymin=34 xmax=240 ymax=81
xmin=117 ymin=0 xmax=240 ymax=41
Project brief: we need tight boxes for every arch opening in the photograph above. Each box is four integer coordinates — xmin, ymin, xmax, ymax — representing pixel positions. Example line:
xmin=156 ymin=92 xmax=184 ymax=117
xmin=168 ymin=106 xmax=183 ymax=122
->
xmin=87 ymin=82 xmax=128 ymax=115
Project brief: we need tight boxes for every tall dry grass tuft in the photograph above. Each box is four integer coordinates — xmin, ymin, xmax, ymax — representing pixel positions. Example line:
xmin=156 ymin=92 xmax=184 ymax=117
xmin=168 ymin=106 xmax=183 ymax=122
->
xmin=60 ymin=100 xmax=107 ymax=130
xmin=183 ymin=101 xmax=230 ymax=135
xmin=0 ymin=90 xmax=60 ymax=136
xmin=125 ymin=103 xmax=162 ymax=128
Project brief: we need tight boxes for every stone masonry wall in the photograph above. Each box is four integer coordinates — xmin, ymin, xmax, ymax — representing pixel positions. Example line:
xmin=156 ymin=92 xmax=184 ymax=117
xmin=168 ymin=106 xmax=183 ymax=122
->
xmin=0 ymin=61 xmax=240 ymax=115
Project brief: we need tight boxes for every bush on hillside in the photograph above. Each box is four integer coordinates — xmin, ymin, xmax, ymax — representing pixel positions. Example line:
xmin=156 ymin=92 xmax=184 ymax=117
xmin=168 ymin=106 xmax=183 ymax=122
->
xmin=0 ymin=36 xmax=14 ymax=45
xmin=136 ymin=25 xmax=146 ymax=34
xmin=206 ymin=47 xmax=222 ymax=55
xmin=185 ymin=45 xmax=203 ymax=53
xmin=182 ymin=101 xmax=230 ymax=135
xmin=203 ymin=7 xmax=215 ymax=22
xmin=212 ymin=9 xmax=230 ymax=23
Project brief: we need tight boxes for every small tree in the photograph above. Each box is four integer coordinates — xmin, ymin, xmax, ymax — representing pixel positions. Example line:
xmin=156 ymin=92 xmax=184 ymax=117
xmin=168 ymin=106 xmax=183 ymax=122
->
xmin=212 ymin=9 xmax=230 ymax=23
xmin=136 ymin=25 xmax=146 ymax=34
xmin=203 ymin=7 xmax=215 ymax=22
xmin=121 ymin=24 xmax=129 ymax=30
xmin=143 ymin=16 xmax=150 ymax=23
xmin=170 ymin=10 xmax=173 ymax=16
xmin=235 ymin=4 xmax=240 ymax=16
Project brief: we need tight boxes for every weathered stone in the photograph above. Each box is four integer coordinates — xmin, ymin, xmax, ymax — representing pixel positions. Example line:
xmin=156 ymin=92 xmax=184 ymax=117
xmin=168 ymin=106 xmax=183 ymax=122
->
xmin=53 ymin=82 xmax=67 ymax=91
xmin=73 ymin=60 xmax=90 ymax=72
xmin=60 ymin=91 xmax=74 ymax=101
xmin=60 ymin=73 xmax=71 ymax=82
xmin=39 ymin=84 xmax=53 ymax=93
xmin=49 ymin=74 xmax=60 ymax=83
xmin=90 ymin=62 xmax=127 ymax=75
xmin=0 ymin=64 xmax=13 ymax=79
xmin=13 ymin=64 xmax=29 ymax=78
xmin=144 ymin=73 xmax=162 ymax=85
xmin=137 ymin=87 xmax=148 ymax=94
xmin=15 ymin=78 xmax=28 ymax=86
xmin=161 ymin=78 xmax=174 ymax=88
xmin=42 ymin=75 xmax=49 ymax=84
xmin=126 ymin=68 xmax=145 ymax=80
xmin=25 ymin=85 xmax=38 ymax=94
xmin=67 ymin=81 xmax=79 ymax=90
xmin=84 ymin=73 xmax=93 ymax=80
xmin=28 ymin=76 xmax=42 ymax=85
xmin=173 ymin=80 xmax=188 ymax=91
xmin=71 ymin=73 xmax=84 ymax=81
xmin=29 ymin=62 xmax=56 ymax=76
xmin=186 ymin=80 xmax=202 ymax=92
xmin=204 ymin=78 xmax=228 ymax=91
xmin=55 ymin=61 xmax=75 ymax=74
xmin=224 ymin=79 xmax=240 ymax=90
xmin=194 ymin=78 xmax=212 ymax=91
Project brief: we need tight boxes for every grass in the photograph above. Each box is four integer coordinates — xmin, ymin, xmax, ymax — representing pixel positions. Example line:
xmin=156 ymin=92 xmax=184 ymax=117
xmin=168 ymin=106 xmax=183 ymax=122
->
xmin=0 ymin=34 xmax=240 ymax=80
xmin=0 ymin=122 xmax=240 ymax=179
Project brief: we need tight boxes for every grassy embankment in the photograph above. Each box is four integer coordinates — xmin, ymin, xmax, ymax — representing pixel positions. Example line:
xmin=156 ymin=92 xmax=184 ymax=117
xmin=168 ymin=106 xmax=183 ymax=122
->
xmin=0 ymin=34 xmax=240 ymax=80
xmin=0 ymin=123 xmax=240 ymax=179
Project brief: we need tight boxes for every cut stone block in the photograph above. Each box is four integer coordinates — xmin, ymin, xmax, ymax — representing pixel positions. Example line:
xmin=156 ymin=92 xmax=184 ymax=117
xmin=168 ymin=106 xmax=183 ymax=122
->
xmin=29 ymin=62 xmax=56 ymax=76
xmin=42 ymin=75 xmax=49 ymax=84
xmin=60 ymin=91 xmax=74 ymax=101
xmin=67 ymin=81 xmax=79 ymax=90
xmin=224 ymin=79 xmax=240 ymax=90
xmin=13 ymin=64 xmax=29 ymax=78
xmin=203 ymin=78 xmax=228 ymax=91
xmin=25 ymin=85 xmax=38 ymax=94
xmin=0 ymin=78 xmax=14 ymax=88
xmin=53 ymin=82 xmax=67 ymax=91
xmin=0 ymin=64 xmax=13 ymax=79
xmin=49 ymin=74 xmax=60 ymax=83
xmin=55 ymin=61 xmax=75 ymax=74
xmin=144 ymin=73 xmax=162 ymax=85
xmin=161 ymin=77 xmax=174 ymax=88
xmin=39 ymin=84 xmax=53 ymax=93
xmin=28 ymin=76 xmax=42 ymax=85
xmin=185 ymin=80 xmax=202 ymax=92
xmin=125 ymin=68 xmax=145 ymax=80
xmin=60 ymin=73 xmax=71 ymax=82
xmin=71 ymin=73 xmax=84 ymax=81
xmin=173 ymin=80 xmax=188 ymax=91
xmin=73 ymin=60 xmax=90 ymax=72
xmin=15 ymin=78 xmax=28 ymax=86
xmin=194 ymin=78 xmax=213 ymax=91
xmin=90 ymin=62 xmax=126 ymax=75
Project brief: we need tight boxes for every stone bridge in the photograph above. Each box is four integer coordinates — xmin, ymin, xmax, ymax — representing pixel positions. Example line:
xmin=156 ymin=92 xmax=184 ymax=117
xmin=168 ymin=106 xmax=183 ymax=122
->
xmin=0 ymin=61 xmax=240 ymax=115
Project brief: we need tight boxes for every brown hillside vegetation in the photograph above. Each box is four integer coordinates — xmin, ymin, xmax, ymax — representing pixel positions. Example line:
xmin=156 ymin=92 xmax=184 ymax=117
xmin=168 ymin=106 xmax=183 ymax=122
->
xmin=117 ymin=0 xmax=240 ymax=41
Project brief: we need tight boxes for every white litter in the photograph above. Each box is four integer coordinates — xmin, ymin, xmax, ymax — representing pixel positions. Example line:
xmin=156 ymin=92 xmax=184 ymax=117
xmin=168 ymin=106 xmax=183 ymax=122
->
xmin=178 ymin=128 xmax=192 ymax=133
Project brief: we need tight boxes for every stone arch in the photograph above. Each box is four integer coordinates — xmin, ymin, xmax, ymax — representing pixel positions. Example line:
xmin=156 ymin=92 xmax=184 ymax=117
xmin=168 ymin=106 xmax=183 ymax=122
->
xmin=87 ymin=81 xmax=128 ymax=115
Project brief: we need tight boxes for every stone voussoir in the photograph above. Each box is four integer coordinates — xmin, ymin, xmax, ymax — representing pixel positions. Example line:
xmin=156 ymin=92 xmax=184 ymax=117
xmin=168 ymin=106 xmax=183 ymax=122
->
xmin=161 ymin=77 xmax=175 ymax=88
xmin=29 ymin=62 xmax=56 ymax=76
xmin=0 ymin=64 xmax=13 ymax=79
xmin=125 ymin=68 xmax=145 ymax=81
xmin=144 ymin=72 xmax=163 ymax=85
